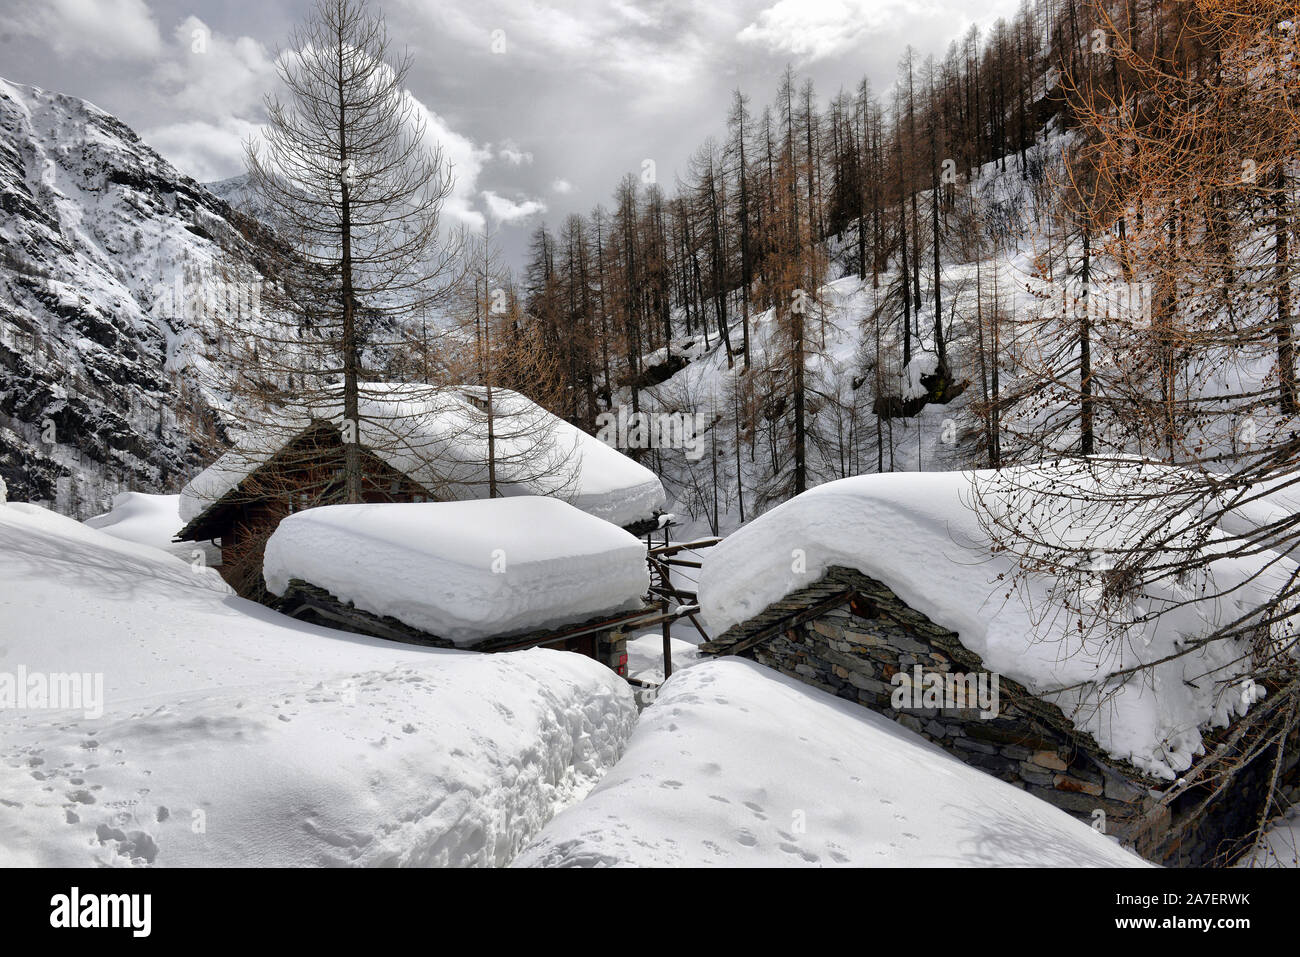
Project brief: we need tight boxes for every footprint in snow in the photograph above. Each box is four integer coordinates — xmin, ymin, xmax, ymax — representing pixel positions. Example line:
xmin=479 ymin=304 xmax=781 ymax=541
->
xmin=779 ymin=842 xmax=819 ymax=863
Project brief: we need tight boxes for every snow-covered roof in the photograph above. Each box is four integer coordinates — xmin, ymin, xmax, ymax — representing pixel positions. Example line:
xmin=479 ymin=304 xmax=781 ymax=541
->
xmin=178 ymin=383 xmax=666 ymax=530
xmin=263 ymin=496 xmax=651 ymax=645
xmin=698 ymin=464 xmax=1297 ymax=780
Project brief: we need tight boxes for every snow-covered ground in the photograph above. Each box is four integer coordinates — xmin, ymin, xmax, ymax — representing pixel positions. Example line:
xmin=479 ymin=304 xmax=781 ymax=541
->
xmin=263 ymin=496 xmax=651 ymax=644
xmin=84 ymin=491 xmax=220 ymax=566
xmin=0 ymin=501 xmax=636 ymax=866
xmin=1243 ymin=807 xmax=1300 ymax=868
xmin=515 ymin=658 xmax=1148 ymax=867
xmin=625 ymin=632 xmax=703 ymax=686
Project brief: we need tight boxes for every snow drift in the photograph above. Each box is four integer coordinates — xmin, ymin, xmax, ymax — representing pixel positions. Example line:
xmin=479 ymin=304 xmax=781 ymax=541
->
xmin=0 ymin=501 xmax=637 ymax=866
xmin=84 ymin=491 xmax=220 ymax=565
xmin=515 ymin=658 xmax=1148 ymax=867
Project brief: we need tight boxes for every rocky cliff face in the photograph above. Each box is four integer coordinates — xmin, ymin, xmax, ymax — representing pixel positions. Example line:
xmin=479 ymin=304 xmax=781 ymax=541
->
xmin=0 ymin=78 xmax=258 ymax=517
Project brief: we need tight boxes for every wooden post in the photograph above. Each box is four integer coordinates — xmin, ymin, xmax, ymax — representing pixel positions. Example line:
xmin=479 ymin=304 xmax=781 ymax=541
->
xmin=662 ymin=525 xmax=673 ymax=681
xmin=662 ymin=558 xmax=673 ymax=681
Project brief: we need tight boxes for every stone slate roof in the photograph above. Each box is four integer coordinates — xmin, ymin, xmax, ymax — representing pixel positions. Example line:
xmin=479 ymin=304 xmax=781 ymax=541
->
xmin=274 ymin=578 xmax=660 ymax=652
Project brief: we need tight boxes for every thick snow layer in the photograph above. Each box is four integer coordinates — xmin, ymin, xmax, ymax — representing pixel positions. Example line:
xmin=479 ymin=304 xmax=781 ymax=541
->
xmin=178 ymin=383 xmax=666 ymax=529
xmin=698 ymin=466 xmax=1291 ymax=780
xmin=84 ymin=492 xmax=220 ymax=565
xmin=1242 ymin=807 xmax=1300 ymax=867
xmin=515 ymin=658 xmax=1148 ymax=867
xmin=0 ymin=502 xmax=637 ymax=866
xmin=263 ymin=497 xmax=650 ymax=645
xmin=1220 ymin=471 xmax=1300 ymax=560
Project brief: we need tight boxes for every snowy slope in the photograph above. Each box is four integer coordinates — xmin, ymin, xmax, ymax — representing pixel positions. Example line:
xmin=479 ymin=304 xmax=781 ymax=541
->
xmin=84 ymin=491 xmax=220 ymax=565
xmin=647 ymin=124 xmax=1300 ymax=547
xmin=0 ymin=77 xmax=261 ymax=517
xmin=1242 ymin=807 xmax=1300 ymax=867
xmin=0 ymin=501 xmax=636 ymax=866
xmin=515 ymin=658 xmax=1148 ymax=867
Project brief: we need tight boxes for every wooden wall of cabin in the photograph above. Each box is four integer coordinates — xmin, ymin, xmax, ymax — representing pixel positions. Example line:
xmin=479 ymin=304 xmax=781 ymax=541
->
xmin=214 ymin=442 xmax=439 ymax=602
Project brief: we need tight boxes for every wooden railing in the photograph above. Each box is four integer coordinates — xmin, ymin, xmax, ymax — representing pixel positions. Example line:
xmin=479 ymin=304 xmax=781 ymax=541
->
xmin=642 ymin=531 xmax=722 ymax=682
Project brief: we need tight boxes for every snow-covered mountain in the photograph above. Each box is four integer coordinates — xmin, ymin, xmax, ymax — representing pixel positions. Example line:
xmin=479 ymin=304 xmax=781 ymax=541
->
xmin=0 ymin=78 xmax=259 ymax=517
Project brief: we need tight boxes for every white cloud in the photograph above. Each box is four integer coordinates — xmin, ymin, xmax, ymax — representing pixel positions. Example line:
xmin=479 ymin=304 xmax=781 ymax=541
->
xmin=550 ymin=178 xmax=574 ymax=194
xmin=140 ymin=18 xmax=277 ymax=180
xmin=11 ymin=0 xmax=163 ymax=60
xmin=482 ymin=190 xmax=547 ymax=225
xmin=403 ymin=94 xmax=492 ymax=233
xmin=133 ymin=19 xmax=492 ymax=234
xmin=496 ymin=141 xmax=534 ymax=166
xmin=398 ymin=0 xmax=729 ymax=108
xmin=738 ymin=0 xmax=925 ymax=62
xmin=152 ymin=18 xmax=276 ymax=122
xmin=144 ymin=117 xmax=264 ymax=183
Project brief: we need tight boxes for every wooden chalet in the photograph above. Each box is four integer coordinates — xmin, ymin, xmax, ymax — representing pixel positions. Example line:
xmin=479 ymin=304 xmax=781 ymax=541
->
xmin=176 ymin=419 xmax=433 ymax=596
xmin=175 ymin=384 xmax=668 ymax=599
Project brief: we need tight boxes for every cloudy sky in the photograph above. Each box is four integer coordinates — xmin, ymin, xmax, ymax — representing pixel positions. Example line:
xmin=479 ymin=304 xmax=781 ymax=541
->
xmin=0 ymin=0 xmax=1018 ymax=266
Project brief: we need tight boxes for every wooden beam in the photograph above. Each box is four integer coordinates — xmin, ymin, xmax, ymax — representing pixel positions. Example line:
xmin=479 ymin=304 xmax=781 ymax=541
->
xmin=700 ymin=590 xmax=854 ymax=657
xmin=648 ymin=537 xmax=722 ymax=558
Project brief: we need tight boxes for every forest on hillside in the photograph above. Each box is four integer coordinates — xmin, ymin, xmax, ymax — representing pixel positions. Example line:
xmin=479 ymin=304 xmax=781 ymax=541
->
xmin=359 ymin=0 xmax=1292 ymax=541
